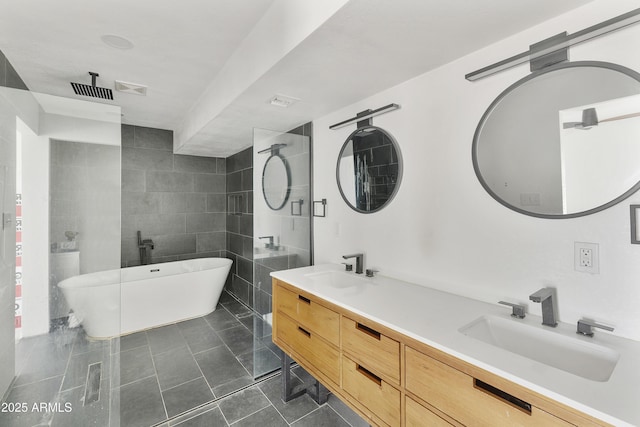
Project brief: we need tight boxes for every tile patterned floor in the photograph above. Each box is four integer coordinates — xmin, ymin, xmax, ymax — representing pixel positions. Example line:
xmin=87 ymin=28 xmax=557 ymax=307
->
xmin=0 ymin=292 xmax=368 ymax=427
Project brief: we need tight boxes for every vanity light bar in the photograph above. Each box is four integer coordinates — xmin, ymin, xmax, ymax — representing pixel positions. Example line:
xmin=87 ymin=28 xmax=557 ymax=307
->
xmin=466 ymin=7 xmax=640 ymax=81
xmin=329 ymin=103 xmax=400 ymax=130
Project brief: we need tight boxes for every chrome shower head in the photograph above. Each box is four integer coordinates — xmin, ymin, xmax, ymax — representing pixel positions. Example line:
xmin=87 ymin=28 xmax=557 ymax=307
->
xmin=70 ymin=72 xmax=113 ymax=100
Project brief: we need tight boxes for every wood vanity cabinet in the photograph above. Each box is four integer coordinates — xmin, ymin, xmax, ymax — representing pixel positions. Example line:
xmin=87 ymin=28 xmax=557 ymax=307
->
xmin=272 ymin=278 xmax=610 ymax=427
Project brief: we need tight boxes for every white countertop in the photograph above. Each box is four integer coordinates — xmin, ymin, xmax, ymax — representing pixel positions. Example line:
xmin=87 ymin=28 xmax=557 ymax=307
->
xmin=271 ymin=263 xmax=640 ymax=427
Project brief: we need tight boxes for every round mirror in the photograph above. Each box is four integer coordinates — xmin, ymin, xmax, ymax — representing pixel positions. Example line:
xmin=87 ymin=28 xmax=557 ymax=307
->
xmin=337 ymin=126 xmax=402 ymax=213
xmin=473 ymin=61 xmax=640 ymax=218
xmin=262 ymin=154 xmax=290 ymax=210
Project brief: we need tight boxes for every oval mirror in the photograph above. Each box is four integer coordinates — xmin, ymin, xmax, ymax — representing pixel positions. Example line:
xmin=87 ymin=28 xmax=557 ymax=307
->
xmin=337 ymin=126 xmax=402 ymax=213
xmin=262 ymin=153 xmax=290 ymax=210
xmin=473 ymin=61 xmax=640 ymax=218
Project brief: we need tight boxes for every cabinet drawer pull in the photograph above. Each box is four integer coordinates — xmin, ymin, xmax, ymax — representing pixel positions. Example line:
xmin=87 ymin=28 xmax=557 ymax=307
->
xmin=298 ymin=295 xmax=311 ymax=304
xmin=356 ymin=322 xmax=381 ymax=340
xmin=356 ymin=364 xmax=382 ymax=386
xmin=474 ymin=379 xmax=531 ymax=414
xmin=298 ymin=326 xmax=311 ymax=337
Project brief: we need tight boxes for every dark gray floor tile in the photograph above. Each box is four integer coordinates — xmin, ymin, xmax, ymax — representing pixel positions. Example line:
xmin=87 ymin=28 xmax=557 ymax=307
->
xmin=171 ymin=406 xmax=228 ymax=427
xmin=117 ymin=331 xmax=149 ymax=352
xmin=218 ymin=291 xmax=235 ymax=305
xmin=230 ymin=405 xmax=287 ymax=427
xmin=259 ymin=375 xmax=319 ymax=424
xmin=72 ymin=331 xmax=111 ymax=355
xmin=62 ymin=347 xmax=111 ymax=391
xmin=239 ymin=314 xmax=254 ymax=330
xmin=291 ymin=405 xmax=351 ymax=427
xmin=48 ymin=327 xmax=80 ymax=347
xmin=111 ymin=376 xmax=167 ymax=427
xmin=162 ymin=377 xmax=214 ymax=418
xmin=222 ymin=299 xmax=252 ymax=317
xmin=217 ymin=325 xmax=254 ymax=356
xmin=177 ymin=318 xmax=224 ymax=354
xmin=0 ymin=376 xmax=64 ymax=427
xmin=15 ymin=336 xmax=39 ymax=374
xmin=176 ymin=317 xmax=210 ymax=332
xmin=154 ymin=346 xmax=202 ymax=391
xmin=147 ymin=324 xmax=188 ymax=355
xmin=115 ymin=345 xmax=155 ymax=387
xmin=237 ymin=346 xmax=280 ymax=377
xmin=327 ymin=394 xmax=370 ymax=427
xmin=194 ymin=346 xmax=249 ymax=389
xmin=211 ymin=375 xmax=255 ymax=398
xmin=218 ymin=386 xmax=270 ymax=424
xmin=204 ymin=308 xmax=242 ymax=332
xmin=14 ymin=345 xmax=72 ymax=387
xmin=53 ymin=379 xmax=110 ymax=427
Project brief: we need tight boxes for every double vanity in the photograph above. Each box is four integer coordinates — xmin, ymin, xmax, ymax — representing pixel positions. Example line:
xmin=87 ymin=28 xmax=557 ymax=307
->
xmin=271 ymin=264 xmax=640 ymax=427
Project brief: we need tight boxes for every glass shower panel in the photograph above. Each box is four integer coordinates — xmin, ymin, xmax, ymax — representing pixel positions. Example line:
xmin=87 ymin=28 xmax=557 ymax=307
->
xmin=252 ymin=127 xmax=311 ymax=379
xmin=0 ymin=87 xmax=122 ymax=427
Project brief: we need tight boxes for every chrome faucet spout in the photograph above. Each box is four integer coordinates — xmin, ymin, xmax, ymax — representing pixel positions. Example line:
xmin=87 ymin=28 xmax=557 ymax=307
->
xmin=342 ymin=253 xmax=364 ymax=274
xmin=259 ymin=235 xmax=275 ymax=249
xmin=529 ymin=287 xmax=557 ymax=327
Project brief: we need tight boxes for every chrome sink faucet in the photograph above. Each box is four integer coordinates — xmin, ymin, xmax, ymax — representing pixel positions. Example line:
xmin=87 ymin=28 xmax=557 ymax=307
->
xmin=529 ymin=288 xmax=557 ymax=327
xmin=259 ymin=235 xmax=276 ymax=250
xmin=342 ymin=253 xmax=364 ymax=274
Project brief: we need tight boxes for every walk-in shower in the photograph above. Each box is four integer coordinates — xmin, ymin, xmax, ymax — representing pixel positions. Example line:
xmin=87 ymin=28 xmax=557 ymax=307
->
xmin=252 ymin=125 xmax=312 ymax=379
xmin=0 ymin=86 xmax=124 ymax=427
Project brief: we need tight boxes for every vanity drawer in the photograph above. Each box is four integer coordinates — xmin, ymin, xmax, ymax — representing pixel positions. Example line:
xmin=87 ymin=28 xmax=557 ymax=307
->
xmin=405 ymin=347 xmax=573 ymax=427
xmin=275 ymin=311 xmax=340 ymax=385
xmin=342 ymin=355 xmax=400 ymax=426
xmin=405 ymin=397 xmax=453 ymax=427
xmin=342 ymin=317 xmax=400 ymax=385
xmin=274 ymin=281 xmax=340 ymax=345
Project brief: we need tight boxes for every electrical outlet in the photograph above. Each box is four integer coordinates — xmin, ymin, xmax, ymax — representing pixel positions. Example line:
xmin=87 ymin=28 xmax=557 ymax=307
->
xmin=574 ymin=242 xmax=599 ymax=274
xmin=580 ymin=248 xmax=592 ymax=267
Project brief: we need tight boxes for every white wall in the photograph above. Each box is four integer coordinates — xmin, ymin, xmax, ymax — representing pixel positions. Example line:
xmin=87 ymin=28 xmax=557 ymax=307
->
xmin=313 ymin=0 xmax=640 ymax=341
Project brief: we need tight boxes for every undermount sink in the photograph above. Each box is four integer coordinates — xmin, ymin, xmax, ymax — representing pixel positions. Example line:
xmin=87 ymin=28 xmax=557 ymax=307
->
xmin=304 ymin=270 xmax=373 ymax=289
xmin=459 ymin=315 xmax=619 ymax=382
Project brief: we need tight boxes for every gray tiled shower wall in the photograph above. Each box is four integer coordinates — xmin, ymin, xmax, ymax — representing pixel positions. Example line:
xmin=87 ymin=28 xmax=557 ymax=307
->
xmin=224 ymin=147 xmax=254 ymax=307
xmin=224 ymin=123 xmax=313 ymax=314
xmin=121 ymin=125 xmax=227 ymax=267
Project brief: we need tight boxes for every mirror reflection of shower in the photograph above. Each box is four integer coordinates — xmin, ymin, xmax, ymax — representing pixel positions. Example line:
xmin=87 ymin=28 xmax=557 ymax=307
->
xmin=137 ymin=230 xmax=154 ymax=265
xmin=259 ymin=143 xmax=291 ymax=210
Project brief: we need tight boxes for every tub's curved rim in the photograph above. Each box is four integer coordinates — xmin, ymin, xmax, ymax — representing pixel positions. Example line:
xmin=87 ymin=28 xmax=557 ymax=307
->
xmin=58 ymin=257 xmax=233 ymax=289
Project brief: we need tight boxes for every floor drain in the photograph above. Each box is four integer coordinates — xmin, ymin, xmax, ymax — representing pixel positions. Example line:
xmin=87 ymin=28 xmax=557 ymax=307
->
xmin=84 ymin=362 xmax=102 ymax=405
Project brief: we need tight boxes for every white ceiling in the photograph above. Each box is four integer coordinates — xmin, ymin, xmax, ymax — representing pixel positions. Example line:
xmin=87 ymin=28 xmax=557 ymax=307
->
xmin=0 ymin=0 xmax=594 ymax=157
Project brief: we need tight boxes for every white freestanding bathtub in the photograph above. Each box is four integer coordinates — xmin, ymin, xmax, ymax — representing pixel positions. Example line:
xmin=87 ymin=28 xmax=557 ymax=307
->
xmin=58 ymin=257 xmax=232 ymax=339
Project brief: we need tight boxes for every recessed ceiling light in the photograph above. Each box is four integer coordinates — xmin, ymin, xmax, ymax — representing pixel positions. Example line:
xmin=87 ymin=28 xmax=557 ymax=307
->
xmin=268 ymin=94 xmax=300 ymax=108
xmin=101 ymin=34 xmax=134 ymax=50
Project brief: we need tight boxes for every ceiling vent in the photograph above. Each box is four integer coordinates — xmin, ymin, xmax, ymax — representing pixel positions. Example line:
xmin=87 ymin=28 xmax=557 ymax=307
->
xmin=268 ymin=94 xmax=300 ymax=108
xmin=115 ymin=80 xmax=148 ymax=96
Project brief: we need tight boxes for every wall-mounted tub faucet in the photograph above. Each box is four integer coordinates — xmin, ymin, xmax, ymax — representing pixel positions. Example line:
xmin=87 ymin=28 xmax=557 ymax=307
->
xmin=137 ymin=231 xmax=154 ymax=265
xmin=529 ymin=287 xmax=557 ymax=327
xmin=342 ymin=253 xmax=364 ymax=274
